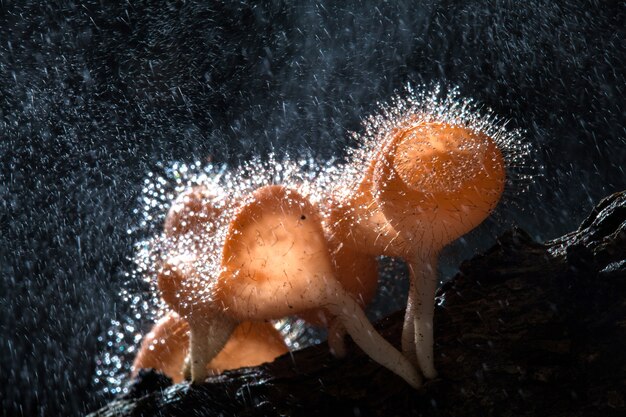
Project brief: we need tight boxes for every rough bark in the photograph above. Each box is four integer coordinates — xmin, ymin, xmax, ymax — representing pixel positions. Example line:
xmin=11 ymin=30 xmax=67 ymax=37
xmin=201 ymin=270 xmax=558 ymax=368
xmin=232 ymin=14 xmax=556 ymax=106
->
xmin=88 ymin=191 xmax=626 ymax=417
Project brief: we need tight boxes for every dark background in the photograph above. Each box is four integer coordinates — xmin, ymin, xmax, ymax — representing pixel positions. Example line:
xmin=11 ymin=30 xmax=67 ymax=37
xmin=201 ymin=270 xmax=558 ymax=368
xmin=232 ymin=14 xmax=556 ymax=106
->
xmin=1 ymin=1 xmax=624 ymax=415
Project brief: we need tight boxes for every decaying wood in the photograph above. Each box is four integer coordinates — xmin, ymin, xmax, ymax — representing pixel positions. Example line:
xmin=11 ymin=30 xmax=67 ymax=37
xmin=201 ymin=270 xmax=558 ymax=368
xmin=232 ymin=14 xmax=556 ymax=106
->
xmin=89 ymin=191 xmax=626 ymax=417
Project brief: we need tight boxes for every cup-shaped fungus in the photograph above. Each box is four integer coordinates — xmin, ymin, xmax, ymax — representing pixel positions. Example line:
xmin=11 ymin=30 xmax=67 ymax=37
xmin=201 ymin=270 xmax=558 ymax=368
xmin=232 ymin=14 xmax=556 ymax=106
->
xmin=165 ymin=180 xmax=378 ymax=360
xmin=142 ymin=181 xmax=289 ymax=381
xmin=373 ymin=121 xmax=506 ymax=378
xmin=131 ymin=312 xmax=287 ymax=382
xmin=325 ymin=156 xmax=411 ymax=358
xmin=158 ymin=184 xmax=421 ymax=387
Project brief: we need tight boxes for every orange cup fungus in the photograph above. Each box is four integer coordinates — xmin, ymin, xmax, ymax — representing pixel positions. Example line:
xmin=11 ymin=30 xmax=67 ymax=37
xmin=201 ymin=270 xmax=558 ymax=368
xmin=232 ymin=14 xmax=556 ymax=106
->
xmin=158 ymin=185 xmax=421 ymax=387
xmin=327 ymin=120 xmax=505 ymax=379
xmin=129 ymin=89 xmax=519 ymax=390
xmin=375 ymin=121 xmax=505 ymax=378
xmin=133 ymin=184 xmax=288 ymax=381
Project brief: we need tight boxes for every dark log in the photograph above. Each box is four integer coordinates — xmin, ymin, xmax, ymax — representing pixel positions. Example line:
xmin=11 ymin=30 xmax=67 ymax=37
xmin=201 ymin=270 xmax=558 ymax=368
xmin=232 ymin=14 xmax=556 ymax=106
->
xmin=88 ymin=191 xmax=626 ymax=417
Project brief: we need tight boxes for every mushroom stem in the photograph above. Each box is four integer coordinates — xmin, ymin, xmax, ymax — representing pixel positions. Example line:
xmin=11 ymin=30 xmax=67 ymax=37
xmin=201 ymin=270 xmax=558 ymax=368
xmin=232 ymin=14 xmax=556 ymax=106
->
xmin=407 ymin=253 xmax=439 ymax=379
xmin=188 ymin=315 xmax=236 ymax=383
xmin=327 ymin=317 xmax=347 ymax=358
xmin=401 ymin=280 xmax=417 ymax=366
xmin=325 ymin=283 xmax=422 ymax=388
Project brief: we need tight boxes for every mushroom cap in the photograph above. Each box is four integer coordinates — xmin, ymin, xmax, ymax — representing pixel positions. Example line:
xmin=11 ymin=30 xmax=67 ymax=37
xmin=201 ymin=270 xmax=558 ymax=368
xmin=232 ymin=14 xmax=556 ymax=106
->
xmin=158 ymin=182 xmax=231 ymax=320
xmin=374 ymin=122 xmax=506 ymax=255
xmin=157 ymin=254 xmax=217 ymax=319
xmin=131 ymin=311 xmax=189 ymax=383
xmin=207 ymin=321 xmax=288 ymax=373
xmin=329 ymin=237 xmax=378 ymax=308
xmin=328 ymin=159 xmax=410 ymax=258
xmin=132 ymin=312 xmax=288 ymax=383
xmin=164 ymin=184 xmax=228 ymax=239
xmin=216 ymin=185 xmax=337 ymax=320
xmin=298 ymin=234 xmax=378 ymax=326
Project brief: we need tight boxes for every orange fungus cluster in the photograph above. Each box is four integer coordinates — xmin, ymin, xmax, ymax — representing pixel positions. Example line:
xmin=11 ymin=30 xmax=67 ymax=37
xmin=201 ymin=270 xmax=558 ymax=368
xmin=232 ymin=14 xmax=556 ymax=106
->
xmin=129 ymin=87 xmax=528 ymax=388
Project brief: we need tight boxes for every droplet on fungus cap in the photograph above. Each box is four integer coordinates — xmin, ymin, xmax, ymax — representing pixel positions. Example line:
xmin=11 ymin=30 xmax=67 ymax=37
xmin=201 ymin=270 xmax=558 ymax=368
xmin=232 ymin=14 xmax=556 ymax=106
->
xmin=164 ymin=184 xmax=229 ymax=239
xmin=181 ymin=184 xmax=420 ymax=387
xmin=375 ymin=122 xmax=506 ymax=254
xmin=217 ymin=185 xmax=337 ymax=319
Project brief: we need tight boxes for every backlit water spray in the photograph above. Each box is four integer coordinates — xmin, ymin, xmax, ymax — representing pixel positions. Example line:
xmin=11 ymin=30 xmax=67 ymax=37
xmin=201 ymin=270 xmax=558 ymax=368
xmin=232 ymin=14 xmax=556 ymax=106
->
xmin=94 ymin=85 xmax=533 ymax=394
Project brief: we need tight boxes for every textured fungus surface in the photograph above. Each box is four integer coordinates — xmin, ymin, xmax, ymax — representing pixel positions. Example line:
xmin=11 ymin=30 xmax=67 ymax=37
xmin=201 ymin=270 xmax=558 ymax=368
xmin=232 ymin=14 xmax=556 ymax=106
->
xmin=90 ymin=190 xmax=626 ymax=416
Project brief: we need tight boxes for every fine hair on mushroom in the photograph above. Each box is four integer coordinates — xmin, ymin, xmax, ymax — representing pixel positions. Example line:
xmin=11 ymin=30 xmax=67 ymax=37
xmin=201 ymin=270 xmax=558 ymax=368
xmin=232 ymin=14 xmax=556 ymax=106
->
xmin=231 ymin=156 xmax=382 ymax=359
xmin=147 ymin=157 xmax=381 ymax=370
xmin=216 ymin=155 xmax=382 ymax=359
xmin=131 ymin=181 xmax=288 ymax=382
xmin=326 ymin=84 xmax=532 ymax=378
xmin=158 ymin=184 xmax=421 ymax=387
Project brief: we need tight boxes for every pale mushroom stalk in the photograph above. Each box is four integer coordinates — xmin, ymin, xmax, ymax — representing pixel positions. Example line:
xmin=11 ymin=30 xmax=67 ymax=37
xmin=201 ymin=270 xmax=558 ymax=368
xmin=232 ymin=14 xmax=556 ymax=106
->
xmin=407 ymin=253 xmax=439 ymax=378
xmin=322 ymin=280 xmax=421 ymax=388
xmin=157 ymin=256 xmax=230 ymax=383
xmin=401 ymin=279 xmax=417 ymax=365
xmin=301 ymin=234 xmax=379 ymax=359
xmin=187 ymin=314 xmax=237 ymax=382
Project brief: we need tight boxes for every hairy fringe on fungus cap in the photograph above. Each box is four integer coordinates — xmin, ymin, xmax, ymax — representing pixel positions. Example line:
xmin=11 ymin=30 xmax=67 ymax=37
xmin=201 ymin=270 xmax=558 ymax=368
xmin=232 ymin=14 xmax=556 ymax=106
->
xmin=325 ymin=86 xmax=525 ymax=380
xmin=158 ymin=184 xmax=421 ymax=387
xmin=157 ymin=176 xmax=379 ymax=370
xmin=132 ymin=183 xmax=288 ymax=382
xmin=374 ymin=121 xmax=505 ymax=378
xmin=163 ymin=184 xmax=231 ymax=240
